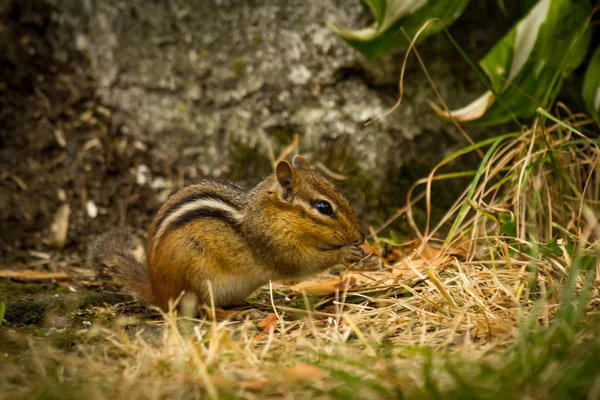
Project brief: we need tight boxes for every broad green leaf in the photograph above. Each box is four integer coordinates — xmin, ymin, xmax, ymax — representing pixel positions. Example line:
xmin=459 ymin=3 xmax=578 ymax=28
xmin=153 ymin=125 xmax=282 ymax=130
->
xmin=583 ymin=46 xmax=600 ymax=128
xmin=498 ymin=212 xmax=512 ymax=224
xmin=432 ymin=0 xmax=591 ymax=125
xmin=500 ymin=221 xmax=517 ymax=237
xmin=327 ymin=0 xmax=470 ymax=57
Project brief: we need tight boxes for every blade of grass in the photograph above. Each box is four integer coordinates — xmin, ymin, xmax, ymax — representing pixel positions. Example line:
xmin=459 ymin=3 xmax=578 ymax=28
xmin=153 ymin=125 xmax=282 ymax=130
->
xmin=445 ymin=135 xmax=507 ymax=243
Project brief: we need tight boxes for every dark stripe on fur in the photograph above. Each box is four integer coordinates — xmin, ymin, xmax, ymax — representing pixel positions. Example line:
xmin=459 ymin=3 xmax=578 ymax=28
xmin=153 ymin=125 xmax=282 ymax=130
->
xmin=167 ymin=207 xmax=241 ymax=233
xmin=155 ymin=191 xmax=240 ymax=231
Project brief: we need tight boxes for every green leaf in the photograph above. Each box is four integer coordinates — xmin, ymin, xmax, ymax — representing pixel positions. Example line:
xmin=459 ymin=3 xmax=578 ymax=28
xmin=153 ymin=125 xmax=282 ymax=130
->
xmin=0 ymin=302 xmax=5 ymax=323
xmin=500 ymin=221 xmax=517 ymax=237
xmin=539 ymin=240 xmax=561 ymax=256
xmin=327 ymin=0 xmax=470 ymax=57
xmin=583 ymin=45 xmax=600 ymax=128
xmin=432 ymin=0 xmax=591 ymax=125
xmin=498 ymin=212 xmax=512 ymax=224
xmin=388 ymin=229 xmax=402 ymax=244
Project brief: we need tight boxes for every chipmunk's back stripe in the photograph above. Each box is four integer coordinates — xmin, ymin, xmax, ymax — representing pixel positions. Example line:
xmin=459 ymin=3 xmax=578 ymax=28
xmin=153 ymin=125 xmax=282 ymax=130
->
xmin=154 ymin=192 xmax=240 ymax=232
xmin=151 ymin=198 xmax=243 ymax=251
xmin=169 ymin=208 xmax=241 ymax=232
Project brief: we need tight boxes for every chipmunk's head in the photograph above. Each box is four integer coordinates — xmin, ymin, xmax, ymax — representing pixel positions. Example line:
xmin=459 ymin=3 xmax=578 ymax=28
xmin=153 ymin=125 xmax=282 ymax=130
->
xmin=263 ymin=155 xmax=364 ymax=270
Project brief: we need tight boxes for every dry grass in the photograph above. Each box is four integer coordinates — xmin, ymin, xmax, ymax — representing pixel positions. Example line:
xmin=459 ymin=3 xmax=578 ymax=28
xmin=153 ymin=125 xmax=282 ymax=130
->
xmin=2 ymin=111 xmax=600 ymax=399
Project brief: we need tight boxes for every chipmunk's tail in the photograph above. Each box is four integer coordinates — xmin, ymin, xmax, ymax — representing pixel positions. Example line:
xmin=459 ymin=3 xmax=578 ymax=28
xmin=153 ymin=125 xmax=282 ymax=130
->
xmin=89 ymin=231 xmax=154 ymax=303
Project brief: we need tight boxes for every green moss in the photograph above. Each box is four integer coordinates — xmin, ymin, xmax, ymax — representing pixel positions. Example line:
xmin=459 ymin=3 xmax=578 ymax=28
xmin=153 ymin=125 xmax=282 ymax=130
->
xmin=0 ymin=280 xmax=69 ymax=300
xmin=49 ymin=330 xmax=82 ymax=350
xmin=251 ymin=33 xmax=262 ymax=43
xmin=231 ymin=57 xmax=245 ymax=79
xmin=226 ymin=138 xmax=272 ymax=185
xmin=2 ymin=286 xmax=126 ymax=327
xmin=267 ymin=125 xmax=299 ymax=145
xmin=4 ymin=298 xmax=50 ymax=325
xmin=89 ymin=311 xmax=116 ymax=325
xmin=176 ymin=103 xmax=188 ymax=114
xmin=78 ymin=292 xmax=128 ymax=310
xmin=321 ymin=138 xmax=384 ymax=226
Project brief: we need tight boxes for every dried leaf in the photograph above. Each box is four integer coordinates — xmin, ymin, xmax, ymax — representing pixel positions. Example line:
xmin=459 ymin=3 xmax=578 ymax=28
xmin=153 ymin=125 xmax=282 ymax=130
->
xmin=211 ymin=376 xmax=272 ymax=391
xmin=237 ymin=378 xmax=272 ymax=391
xmin=27 ymin=250 xmax=51 ymax=260
xmin=257 ymin=313 xmax=278 ymax=333
xmin=0 ymin=269 xmax=71 ymax=281
xmin=360 ymin=240 xmax=381 ymax=257
xmin=48 ymin=203 xmax=70 ymax=249
xmin=283 ymin=363 xmax=324 ymax=383
xmin=290 ymin=277 xmax=357 ymax=296
xmin=213 ymin=309 xmax=238 ymax=320
xmin=53 ymin=128 xmax=66 ymax=147
xmin=10 ymin=174 xmax=28 ymax=191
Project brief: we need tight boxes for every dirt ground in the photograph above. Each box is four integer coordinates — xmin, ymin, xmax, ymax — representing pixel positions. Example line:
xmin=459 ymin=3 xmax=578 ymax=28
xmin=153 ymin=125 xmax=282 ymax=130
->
xmin=0 ymin=1 xmax=182 ymax=344
xmin=0 ymin=1 xmax=177 ymax=269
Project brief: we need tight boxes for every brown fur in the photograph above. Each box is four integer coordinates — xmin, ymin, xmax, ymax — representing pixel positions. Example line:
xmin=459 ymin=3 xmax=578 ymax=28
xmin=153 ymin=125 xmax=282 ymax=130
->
xmin=88 ymin=231 xmax=153 ymax=302
xmin=90 ymin=156 xmax=364 ymax=310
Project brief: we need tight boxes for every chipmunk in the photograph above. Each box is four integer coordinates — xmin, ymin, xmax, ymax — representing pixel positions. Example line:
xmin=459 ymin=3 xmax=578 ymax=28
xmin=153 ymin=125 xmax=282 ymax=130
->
xmin=90 ymin=155 xmax=365 ymax=310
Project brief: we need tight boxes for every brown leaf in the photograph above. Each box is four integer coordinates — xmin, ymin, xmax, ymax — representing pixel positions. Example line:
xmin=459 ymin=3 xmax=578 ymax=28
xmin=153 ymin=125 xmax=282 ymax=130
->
xmin=180 ymin=374 xmax=272 ymax=392
xmin=257 ymin=313 xmax=278 ymax=333
xmin=290 ymin=277 xmax=357 ymax=296
xmin=0 ymin=269 xmax=71 ymax=281
xmin=213 ymin=309 xmax=238 ymax=320
xmin=238 ymin=378 xmax=272 ymax=391
xmin=385 ymin=247 xmax=403 ymax=264
xmin=283 ymin=363 xmax=324 ymax=383
xmin=360 ymin=240 xmax=380 ymax=257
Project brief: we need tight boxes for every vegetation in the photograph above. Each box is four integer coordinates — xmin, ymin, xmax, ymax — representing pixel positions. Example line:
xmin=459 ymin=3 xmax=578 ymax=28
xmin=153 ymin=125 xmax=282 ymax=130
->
xmin=330 ymin=0 xmax=599 ymax=126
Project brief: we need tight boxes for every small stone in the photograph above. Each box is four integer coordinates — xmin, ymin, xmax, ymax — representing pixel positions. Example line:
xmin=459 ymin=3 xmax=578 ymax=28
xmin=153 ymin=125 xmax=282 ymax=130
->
xmin=86 ymin=200 xmax=98 ymax=219
xmin=135 ymin=165 xmax=150 ymax=186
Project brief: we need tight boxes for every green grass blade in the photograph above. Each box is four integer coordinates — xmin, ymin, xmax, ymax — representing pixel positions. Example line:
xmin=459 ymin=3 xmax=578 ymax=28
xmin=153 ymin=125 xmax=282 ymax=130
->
xmin=445 ymin=135 xmax=507 ymax=243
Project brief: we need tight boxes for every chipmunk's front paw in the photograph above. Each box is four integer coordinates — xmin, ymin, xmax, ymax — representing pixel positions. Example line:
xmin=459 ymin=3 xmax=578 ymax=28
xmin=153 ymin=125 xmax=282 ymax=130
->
xmin=342 ymin=245 xmax=366 ymax=264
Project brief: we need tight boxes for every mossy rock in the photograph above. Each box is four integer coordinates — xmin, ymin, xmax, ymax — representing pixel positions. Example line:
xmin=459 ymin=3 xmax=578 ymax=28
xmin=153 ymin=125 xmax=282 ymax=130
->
xmin=1 ymin=281 xmax=127 ymax=327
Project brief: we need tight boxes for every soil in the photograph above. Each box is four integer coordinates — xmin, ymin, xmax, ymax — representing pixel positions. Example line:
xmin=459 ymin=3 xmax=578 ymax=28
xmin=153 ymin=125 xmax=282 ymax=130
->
xmin=0 ymin=0 xmax=179 ymax=348
xmin=0 ymin=0 xmax=173 ymax=268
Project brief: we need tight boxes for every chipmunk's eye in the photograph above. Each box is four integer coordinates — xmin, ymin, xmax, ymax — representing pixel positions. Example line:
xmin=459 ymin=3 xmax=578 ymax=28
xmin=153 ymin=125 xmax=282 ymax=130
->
xmin=314 ymin=200 xmax=334 ymax=217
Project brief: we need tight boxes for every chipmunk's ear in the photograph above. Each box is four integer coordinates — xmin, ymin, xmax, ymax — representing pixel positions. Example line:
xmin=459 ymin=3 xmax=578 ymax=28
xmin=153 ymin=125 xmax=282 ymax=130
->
xmin=276 ymin=160 xmax=295 ymax=192
xmin=292 ymin=155 xmax=311 ymax=171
